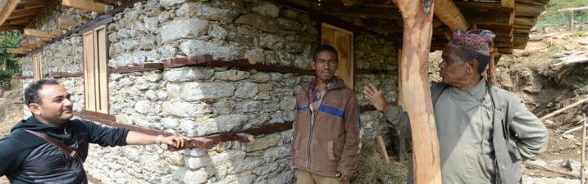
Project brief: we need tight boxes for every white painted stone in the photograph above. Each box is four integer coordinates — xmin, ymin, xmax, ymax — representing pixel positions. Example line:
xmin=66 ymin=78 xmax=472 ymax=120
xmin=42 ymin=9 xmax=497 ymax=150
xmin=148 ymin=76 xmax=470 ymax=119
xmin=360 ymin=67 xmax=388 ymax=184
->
xmin=186 ymin=157 xmax=213 ymax=169
xmin=193 ymin=114 xmax=248 ymax=136
xmin=163 ymin=67 xmax=214 ymax=82
xmin=162 ymin=101 xmax=212 ymax=117
xmin=211 ymin=150 xmax=247 ymax=165
xmin=159 ymin=0 xmax=186 ymax=9
xmin=179 ymin=40 xmax=240 ymax=60
xmin=161 ymin=19 xmax=209 ymax=43
xmin=244 ymin=134 xmax=281 ymax=152
xmin=134 ymin=100 xmax=152 ymax=114
xmin=183 ymin=169 xmax=208 ymax=184
xmin=235 ymin=82 xmax=259 ymax=98
xmin=228 ymin=158 xmax=265 ymax=174
xmin=215 ymin=70 xmax=250 ymax=81
xmin=252 ymin=3 xmax=280 ymax=18
xmin=188 ymin=148 xmax=208 ymax=157
xmin=179 ymin=82 xmax=235 ymax=102
xmin=263 ymin=146 xmax=290 ymax=162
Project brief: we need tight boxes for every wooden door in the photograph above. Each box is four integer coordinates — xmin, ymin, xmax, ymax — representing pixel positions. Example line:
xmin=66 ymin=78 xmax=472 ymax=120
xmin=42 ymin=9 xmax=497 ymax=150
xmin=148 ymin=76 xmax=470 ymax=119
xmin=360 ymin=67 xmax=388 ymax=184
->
xmin=321 ymin=23 xmax=354 ymax=88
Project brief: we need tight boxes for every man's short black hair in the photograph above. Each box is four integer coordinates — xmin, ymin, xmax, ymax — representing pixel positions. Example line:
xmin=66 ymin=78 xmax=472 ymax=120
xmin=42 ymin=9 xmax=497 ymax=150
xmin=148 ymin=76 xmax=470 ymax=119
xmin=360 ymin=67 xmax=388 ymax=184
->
xmin=312 ymin=45 xmax=338 ymax=61
xmin=25 ymin=79 xmax=60 ymax=105
xmin=448 ymin=43 xmax=491 ymax=73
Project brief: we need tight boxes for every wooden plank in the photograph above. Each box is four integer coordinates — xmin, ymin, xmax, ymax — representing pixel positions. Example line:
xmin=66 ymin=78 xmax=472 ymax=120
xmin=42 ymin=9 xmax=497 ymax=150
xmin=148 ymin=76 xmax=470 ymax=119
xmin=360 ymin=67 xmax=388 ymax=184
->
xmin=20 ymin=40 xmax=44 ymax=48
xmin=96 ymin=26 xmax=108 ymax=114
xmin=321 ymin=5 xmax=401 ymax=20
xmin=62 ymin=0 xmax=107 ymax=13
xmin=434 ymin=0 xmax=468 ymax=31
xmin=454 ymin=1 xmax=510 ymax=12
xmin=516 ymin=0 xmax=549 ymax=5
xmin=32 ymin=53 xmax=42 ymax=81
xmin=6 ymin=48 xmax=27 ymax=54
xmin=514 ymin=17 xmax=537 ymax=26
xmin=465 ymin=12 xmax=511 ymax=26
xmin=321 ymin=24 xmax=335 ymax=47
xmin=83 ymin=31 xmax=96 ymax=111
xmin=6 ymin=18 xmax=29 ymax=25
xmin=0 ymin=0 xmax=22 ymax=25
xmin=326 ymin=23 xmax=354 ymax=88
xmin=558 ymin=6 xmax=588 ymax=12
xmin=497 ymin=47 xmax=513 ymax=54
xmin=391 ymin=0 xmax=442 ymax=183
xmin=340 ymin=0 xmax=365 ymax=7
xmin=18 ymin=0 xmax=49 ymax=9
xmin=0 ymin=25 xmax=19 ymax=31
xmin=8 ymin=7 xmax=38 ymax=18
xmin=515 ymin=2 xmax=546 ymax=17
xmin=59 ymin=18 xmax=82 ymax=30
xmin=24 ymin=28 xmax=56 ymax=38
xmin=502 ymin=0 xmax=515 ymax=9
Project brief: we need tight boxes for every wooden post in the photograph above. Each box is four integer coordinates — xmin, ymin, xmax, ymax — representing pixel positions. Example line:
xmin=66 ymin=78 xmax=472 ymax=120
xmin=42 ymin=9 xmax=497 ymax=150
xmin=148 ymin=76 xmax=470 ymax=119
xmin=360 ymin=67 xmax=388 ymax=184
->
xmin=582 ymin=113 xmax=587 ymax=184
xmin=488 ymin=49 xmax=498 ymax=86
xmin=569 ymin=10 xmax=574 ymax=31
xmin=391 ymin=0 xmax=442 ymax=183
xmin=376 ymin=135 xmax=391 ymax=164
xmin=397 ymin=48 xmax=408 ymax=162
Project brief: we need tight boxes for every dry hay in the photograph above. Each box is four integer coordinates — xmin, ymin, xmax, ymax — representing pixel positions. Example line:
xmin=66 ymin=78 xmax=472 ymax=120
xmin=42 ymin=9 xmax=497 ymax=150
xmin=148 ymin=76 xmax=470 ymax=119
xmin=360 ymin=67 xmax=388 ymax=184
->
xmin=351 ymin=139 xmax=408 ymax=184
xmin=351 ymin=140 xmax=388 ymax=184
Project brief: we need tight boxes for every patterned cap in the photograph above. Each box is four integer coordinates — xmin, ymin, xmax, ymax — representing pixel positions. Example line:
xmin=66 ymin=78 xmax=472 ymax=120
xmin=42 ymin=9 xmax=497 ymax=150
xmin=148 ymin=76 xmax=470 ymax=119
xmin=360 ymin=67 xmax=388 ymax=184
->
xmin=450 ymin=29 xmax=496 ymax=56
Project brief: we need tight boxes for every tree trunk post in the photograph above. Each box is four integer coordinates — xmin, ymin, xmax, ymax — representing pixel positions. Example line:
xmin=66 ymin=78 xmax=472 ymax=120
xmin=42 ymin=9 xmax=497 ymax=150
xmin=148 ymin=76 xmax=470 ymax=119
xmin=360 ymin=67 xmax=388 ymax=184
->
xmin=390 ymin=0 xmax=442 ymax=183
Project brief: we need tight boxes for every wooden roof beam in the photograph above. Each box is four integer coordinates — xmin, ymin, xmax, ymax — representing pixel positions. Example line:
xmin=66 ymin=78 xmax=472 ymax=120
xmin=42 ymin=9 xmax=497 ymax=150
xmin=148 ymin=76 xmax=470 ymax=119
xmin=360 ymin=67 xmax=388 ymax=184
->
xmin=0 ymin=25 xmax=19 ymax=31
xmin=6 ymin=18 xmax=29 ymax=25
xmin=502 ymin=0 xmax=515 ymax=9
xmin=21 ymin=40 xmax=44 ymax=49
xmin=8 ymin=7 xmax=39 ymax=18
xmin=434 ymin=0 xmax=468 ymax=31
xmin=62 ymin=0 xmax=107 ymax=14
xmin=339 ymin=0 xmax=365 ymax=7
xmin=6 ymin=48 xmax=28 ymax=54
xmin=24 ymin=28 xmax=58 ymax=39
xmin=0 ymin=0 xmax=22 ymax=25
xmin=18 ymin=0 xmax=49 ymax=10
xmin=59 ymin=18 xmax=81 ymax=30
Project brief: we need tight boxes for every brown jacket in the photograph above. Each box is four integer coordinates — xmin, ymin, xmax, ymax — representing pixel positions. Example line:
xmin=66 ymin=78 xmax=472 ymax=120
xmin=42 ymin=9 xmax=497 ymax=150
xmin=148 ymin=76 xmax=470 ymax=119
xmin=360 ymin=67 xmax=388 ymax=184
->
xmin=291 ymin=78 xmax=361 ymax=177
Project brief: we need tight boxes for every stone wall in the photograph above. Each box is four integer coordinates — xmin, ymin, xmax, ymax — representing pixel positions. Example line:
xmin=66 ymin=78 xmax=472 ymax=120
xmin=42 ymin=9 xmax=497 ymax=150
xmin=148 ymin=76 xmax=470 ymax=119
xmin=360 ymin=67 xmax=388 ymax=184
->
xmin=18 ymin=0 xmax=399 ymax=183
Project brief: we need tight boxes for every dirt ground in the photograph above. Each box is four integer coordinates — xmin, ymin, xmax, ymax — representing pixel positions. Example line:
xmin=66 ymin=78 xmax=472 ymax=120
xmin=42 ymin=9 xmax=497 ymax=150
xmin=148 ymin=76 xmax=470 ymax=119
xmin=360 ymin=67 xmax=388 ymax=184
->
xmin=503 ymin=28 xmax=588 ymax=180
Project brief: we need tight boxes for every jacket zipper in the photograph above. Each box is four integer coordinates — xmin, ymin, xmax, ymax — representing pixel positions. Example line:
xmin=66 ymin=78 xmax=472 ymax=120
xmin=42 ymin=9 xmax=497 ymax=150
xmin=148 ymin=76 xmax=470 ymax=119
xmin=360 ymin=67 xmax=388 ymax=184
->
xmin=306 ymin=89 xmax=328 ymax=169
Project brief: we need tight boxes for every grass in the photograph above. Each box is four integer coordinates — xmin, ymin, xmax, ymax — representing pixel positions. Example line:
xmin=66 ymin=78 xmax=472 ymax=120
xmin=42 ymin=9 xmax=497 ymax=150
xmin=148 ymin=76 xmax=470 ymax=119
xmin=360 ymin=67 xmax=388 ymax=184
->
xmin=536 ymin=0 xmax=588 ymax=27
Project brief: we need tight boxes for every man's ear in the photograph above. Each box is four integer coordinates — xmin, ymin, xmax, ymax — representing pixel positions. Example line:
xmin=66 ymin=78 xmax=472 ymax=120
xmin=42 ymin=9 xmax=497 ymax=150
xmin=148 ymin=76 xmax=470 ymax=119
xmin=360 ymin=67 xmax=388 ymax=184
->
xmin=466 ymin=59 xmax=479 ymax=74
xmin=310 ymin=61 xmax=316 ymax=70
xmin=29 ymin=103 xmax=41 ymax=115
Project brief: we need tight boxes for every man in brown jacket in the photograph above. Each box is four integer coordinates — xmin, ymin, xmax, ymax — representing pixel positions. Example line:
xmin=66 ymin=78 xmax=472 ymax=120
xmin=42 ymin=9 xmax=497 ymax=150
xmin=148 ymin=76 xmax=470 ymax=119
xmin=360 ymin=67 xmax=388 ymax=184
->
xmin=290 ymin=45 xmax=361 ymax=184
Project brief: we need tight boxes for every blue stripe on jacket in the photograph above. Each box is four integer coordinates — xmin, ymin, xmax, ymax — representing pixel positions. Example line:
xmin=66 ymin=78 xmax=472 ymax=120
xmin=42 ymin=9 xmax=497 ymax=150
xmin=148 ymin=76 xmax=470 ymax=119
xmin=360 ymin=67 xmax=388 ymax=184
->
xmin=298 ymin=105 xmax=309 ymax=112
xmin=319 ymin=105 xmax=344 ymax=119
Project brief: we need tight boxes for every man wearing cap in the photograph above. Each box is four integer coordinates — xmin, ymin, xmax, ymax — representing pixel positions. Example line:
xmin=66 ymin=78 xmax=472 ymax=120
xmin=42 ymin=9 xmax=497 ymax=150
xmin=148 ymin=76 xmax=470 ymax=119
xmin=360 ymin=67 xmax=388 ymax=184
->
xmin=363 ymin=29 xmax=549 ymax=183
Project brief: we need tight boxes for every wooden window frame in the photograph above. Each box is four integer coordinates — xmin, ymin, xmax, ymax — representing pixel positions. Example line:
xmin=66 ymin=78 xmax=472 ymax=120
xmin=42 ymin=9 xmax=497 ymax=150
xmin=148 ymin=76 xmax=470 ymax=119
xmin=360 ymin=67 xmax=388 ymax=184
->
xmin=32 ymin=53 xmax=42 ymax=81
xmin=83 ymin=25 xmax=109 ymax=114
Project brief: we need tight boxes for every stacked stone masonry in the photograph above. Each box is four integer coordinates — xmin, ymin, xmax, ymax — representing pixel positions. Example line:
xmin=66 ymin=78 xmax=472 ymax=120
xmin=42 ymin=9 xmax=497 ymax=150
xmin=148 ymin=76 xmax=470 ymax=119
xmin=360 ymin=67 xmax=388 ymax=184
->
xmin=19 ymin=0 xmax=399 ymax=183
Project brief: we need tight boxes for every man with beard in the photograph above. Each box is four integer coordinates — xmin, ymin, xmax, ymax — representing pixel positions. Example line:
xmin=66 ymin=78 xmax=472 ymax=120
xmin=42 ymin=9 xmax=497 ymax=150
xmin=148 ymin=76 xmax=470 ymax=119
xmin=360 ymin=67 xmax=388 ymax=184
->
xmin=0 ymin=79 xmax=188 ymax=183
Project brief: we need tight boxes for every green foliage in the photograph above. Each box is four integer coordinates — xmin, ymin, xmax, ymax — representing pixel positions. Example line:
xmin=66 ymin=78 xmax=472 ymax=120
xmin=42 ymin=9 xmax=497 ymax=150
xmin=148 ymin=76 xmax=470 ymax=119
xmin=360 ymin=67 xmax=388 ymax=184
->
xmin=0 ymin=30 xmax=22 ymax=88
xmin=536 ymin=0 xmax=588 ymax=27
